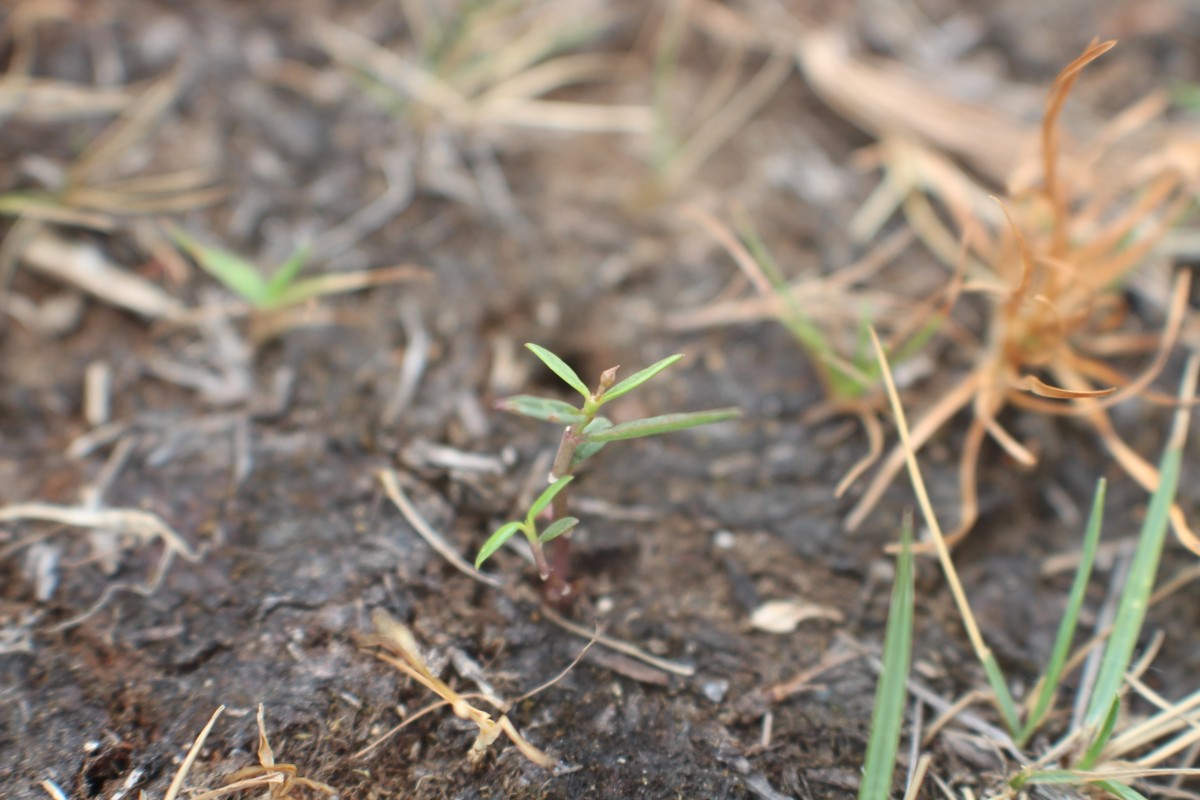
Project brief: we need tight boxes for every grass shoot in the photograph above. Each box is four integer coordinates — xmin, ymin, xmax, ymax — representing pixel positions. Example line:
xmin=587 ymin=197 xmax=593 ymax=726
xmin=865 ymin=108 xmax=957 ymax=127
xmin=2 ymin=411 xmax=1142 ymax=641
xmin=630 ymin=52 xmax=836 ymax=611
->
xmin=871 ymin=323 xmax=1200 ymax=798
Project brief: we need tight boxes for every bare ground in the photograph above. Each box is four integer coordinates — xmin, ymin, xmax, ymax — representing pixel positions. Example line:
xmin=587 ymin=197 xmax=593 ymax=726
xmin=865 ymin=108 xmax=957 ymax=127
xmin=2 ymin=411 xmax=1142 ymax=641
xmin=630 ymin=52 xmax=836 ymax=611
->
xmin=2 ymin=2 xmax=1200 ymax=799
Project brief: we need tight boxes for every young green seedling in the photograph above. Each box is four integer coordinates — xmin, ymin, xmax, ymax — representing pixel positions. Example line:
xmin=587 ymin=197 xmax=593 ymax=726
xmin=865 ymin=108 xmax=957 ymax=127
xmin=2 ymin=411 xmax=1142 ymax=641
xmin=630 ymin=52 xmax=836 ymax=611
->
xmin=475 ymin=476 xmax=578 ymax=580
xmin=478 ymin=343 xmax=739 ymax=597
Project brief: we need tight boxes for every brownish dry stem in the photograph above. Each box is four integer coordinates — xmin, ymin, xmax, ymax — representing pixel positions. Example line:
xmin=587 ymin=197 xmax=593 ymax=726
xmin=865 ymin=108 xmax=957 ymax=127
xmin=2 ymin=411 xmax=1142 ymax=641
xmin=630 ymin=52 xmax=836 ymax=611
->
xmin=542 ymin=421 xmax=585 ymax=607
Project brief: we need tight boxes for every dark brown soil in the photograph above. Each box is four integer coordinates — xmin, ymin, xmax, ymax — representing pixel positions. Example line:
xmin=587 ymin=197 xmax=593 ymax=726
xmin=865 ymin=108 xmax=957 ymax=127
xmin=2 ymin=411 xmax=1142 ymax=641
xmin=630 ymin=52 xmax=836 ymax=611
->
xmin=2 ymin=3 xmax=1200 ymax=799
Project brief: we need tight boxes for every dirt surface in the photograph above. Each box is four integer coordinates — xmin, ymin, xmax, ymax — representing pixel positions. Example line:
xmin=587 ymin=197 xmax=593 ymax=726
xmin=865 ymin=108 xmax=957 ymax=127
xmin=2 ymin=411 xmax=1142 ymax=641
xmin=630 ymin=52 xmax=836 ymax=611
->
xmin=3 ymin=2 xmax=1200 ymax=799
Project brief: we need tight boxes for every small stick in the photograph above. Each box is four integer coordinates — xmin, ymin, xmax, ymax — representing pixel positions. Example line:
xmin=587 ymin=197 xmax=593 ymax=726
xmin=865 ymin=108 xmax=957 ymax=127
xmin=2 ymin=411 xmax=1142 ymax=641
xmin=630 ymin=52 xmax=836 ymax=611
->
xmin=377 ymin=469 xmax=503 ymax=589
xmin=539 ymin=602 xmax=695 ymax=677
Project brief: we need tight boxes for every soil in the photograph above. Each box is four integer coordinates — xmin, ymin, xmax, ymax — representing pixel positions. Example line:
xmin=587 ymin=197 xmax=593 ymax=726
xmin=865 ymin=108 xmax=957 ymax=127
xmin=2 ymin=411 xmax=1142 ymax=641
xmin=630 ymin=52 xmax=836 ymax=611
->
xmin=2 ymin=2 xmax=1200 ymax=799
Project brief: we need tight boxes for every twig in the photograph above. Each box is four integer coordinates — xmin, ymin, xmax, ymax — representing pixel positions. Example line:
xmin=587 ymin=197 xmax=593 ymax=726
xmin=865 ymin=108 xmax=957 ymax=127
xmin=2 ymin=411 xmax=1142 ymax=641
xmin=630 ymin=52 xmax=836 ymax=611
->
xmin=538 ymin=602 xmax=695 ymax=677
xmin=377 ymin=468 xmax=503 ymax=588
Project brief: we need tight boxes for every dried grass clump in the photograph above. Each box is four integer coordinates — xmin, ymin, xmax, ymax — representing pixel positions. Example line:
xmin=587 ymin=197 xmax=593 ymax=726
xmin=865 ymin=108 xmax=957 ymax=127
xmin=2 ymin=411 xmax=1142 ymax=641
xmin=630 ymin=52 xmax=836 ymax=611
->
xmin=844 ymin=41 xmax=1200 ymax=551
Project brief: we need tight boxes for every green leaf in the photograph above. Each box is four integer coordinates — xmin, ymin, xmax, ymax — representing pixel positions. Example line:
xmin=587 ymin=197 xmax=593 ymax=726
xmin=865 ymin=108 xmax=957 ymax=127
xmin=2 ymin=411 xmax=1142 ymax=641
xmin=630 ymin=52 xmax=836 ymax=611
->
xmin=538 ymin=516 xmax=579 ymax=543
xmin=527 ymin=475 xmax=573 ymax=522
xmin=858 ymin=514 xmax=914 ymax=800
xmin=600 ymin=354 xmax=682 ymax=403
xmin=571 ymin=417 xmax=611 ymax=468
xmin=1019 ymin=772 xmax=1148 ymax=800
xmin=1083 ymin=425 xmax=1184 ymax=730
xmin=1019 ymin=479 xmax=1106 ymax=745
xmin=475 ymin=521 xmax=523 ymax=568
xmin=1078 ymin=697 xmax=1121 ymax=770
xmin=175 ymin=231 xmax=268 ymax=304
xmin=1095 ymin=781 xmax=1149 ymax=800
xmin=983 ymin=652 xmax=1021 ymax=737
xmin=263 ymin=244 xmax=311 ymax=303
xmin=525 ymin=343 xmax=589 ymax=398
xmin=495 ymin=395 xmax=587 ymax=424
xmin=584 ymin=408 xmax=740 ymax=443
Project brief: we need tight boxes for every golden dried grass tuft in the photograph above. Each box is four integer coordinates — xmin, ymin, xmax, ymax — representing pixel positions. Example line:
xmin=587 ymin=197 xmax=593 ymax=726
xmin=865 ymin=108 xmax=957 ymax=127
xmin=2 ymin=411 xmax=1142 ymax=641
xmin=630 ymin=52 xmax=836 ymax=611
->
xmin=842 ymin=41 xmax=1200 ymax=552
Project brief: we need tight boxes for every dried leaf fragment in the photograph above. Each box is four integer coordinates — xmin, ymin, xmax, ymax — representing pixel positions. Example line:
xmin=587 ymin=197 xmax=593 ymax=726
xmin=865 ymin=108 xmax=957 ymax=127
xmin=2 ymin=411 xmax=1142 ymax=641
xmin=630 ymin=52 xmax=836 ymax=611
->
xmin=750 ymin=600 xmax=845 ymax=634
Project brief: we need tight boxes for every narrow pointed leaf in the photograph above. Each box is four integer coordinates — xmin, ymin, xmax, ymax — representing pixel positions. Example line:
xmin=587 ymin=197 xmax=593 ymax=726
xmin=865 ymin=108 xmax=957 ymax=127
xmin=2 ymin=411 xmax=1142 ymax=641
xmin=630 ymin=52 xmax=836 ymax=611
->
xmin=264 ymin=245 xmax=311 ymax=303
xmin=571 ymin=417 xmax=611 ymax=468
xmin=175 ymin=231 xmax=268 ymax=304
xmin=1021 ymin=773 xmax=1147 ymax=799
xmin=1083 ymin=427 xmax=1184 ymax=729
xmin=600 ymin=354 xmax=682 ymax=403
xmin=584 ymin=408 xmax=740 ymax=443
xmin=1020 ymin=479 xmax=1106 ymax=745
xmin=983 ymin=653 xmax=1021 ymax=736
xmin=1078 ymin=697 xmax=1120 ymax=769
xmin=525 ymin=343 xmax=589 ymax=398
xmin=475 ymin=521 xmax=523 ymax=568
xmin=538 ymin=516 xmax=579 ymax=543
xmin=495 ymin=395 xmax=587 ymax=424
xmin=858 ymin=515 xmax=914 ymax=800
xmin=1095 ymin=781 xmax=1149 ymax=800
xmin=528 ymin=475 xmax=573 ymax=521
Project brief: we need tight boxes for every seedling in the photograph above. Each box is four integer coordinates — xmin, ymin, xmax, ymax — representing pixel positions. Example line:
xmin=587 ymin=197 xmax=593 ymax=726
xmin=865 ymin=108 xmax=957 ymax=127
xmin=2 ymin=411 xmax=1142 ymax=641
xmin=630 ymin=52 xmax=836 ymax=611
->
xmin=173 ymin=232 xmax=314 ymax=309
xmin=475 ymin=475 xmax=578 ymax=579
xmin=172 ymin=230 xmax=426 ymax=313
xmin=477 ymin=343 xmax=739 ymax=595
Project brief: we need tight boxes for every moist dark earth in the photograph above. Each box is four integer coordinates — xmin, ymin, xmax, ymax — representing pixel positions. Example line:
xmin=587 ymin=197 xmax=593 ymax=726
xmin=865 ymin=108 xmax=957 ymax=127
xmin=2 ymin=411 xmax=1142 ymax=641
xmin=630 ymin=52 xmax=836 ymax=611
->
xmin=2 ymin=2 xmax=1200 ymax=799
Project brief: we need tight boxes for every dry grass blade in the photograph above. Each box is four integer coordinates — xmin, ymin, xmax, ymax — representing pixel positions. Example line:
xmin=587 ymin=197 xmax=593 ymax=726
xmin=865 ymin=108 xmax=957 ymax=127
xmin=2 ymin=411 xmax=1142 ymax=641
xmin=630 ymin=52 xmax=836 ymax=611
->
xmin=795 ymin=27 xmax=1027 ymax=184
xmin=0 ymin=501 xmax=199 ymax=562
xmin=313 ymin=6 xmax=646 ymax=135
xmin=377 ymin=468 xmax=504 ymax=588
xmin=869 ymin=326 xmax=1020 ymax=732
xmin=364 ymin=609 xmax=556 ymax=768
xmin=195 ymin=704 xmax=336 ymax=799
xmin=163 ymin=706 xmax=225 ymax=800
xmin=0 ymin=78 xmax=133 ymax=121
xmin=538 ymin=600 xmax=696 ymax=678
xmin=0 ymin=500 xmax=201 ymax=630
xmin=655 ymin=51 xmax=792 ymax=195
xmin=20 ymin=229 xmax=186 ymax=320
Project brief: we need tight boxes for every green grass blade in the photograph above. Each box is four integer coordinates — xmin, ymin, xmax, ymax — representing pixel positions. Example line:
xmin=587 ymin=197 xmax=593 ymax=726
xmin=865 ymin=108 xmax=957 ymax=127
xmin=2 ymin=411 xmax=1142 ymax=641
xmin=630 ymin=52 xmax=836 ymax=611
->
xmin=584 ymin=408 xmax=740 ymax=443
xmin=601 ymin=355 xmax=683 ymax=403
xmin=475 ymin=521 xmax=523 ymax=568
xmin=1079 ymin=697 xmax=1121 ymax=770
xmin=495 ymin=395 xmax=587 ymax=424
xmin=1095 ymin=780 xmax=1149 ymax=800
xmin=735 ymin=210 xmax=860 ymax=391
xmin=1019 ymin=772 xmax=1148 ymax=798
xmin=1019 ymin=478 xmax=1107 ymax=745
xmin=263 ymin=245 xmax=311 ymax=303
xmin=525 ymin=343 xmax=589 ymax=398
xmin=538 ymin=516 xmax=579 ymax=543
xmin=982 ymin=653 xmax=1022 ymax=736
xmin=174 ymin=231 xmax=268 ymax=304
xmin=858 ymin=514 xmax=915 ymax=800
xmin=527 ymin=476 xmax=573 ymax=521
xmin=1082 ymin=430 xmax=1184 ymax=731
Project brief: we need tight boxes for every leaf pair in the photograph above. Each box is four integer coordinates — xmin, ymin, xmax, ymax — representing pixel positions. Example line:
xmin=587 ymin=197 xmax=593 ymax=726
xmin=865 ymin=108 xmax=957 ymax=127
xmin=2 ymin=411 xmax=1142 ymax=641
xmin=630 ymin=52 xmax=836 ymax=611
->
xmin=174 ymin=230 xmax=312 ymax=309
xmin=475 ymin=476 xmax=579 ymax=576
xmin=525 ymin=343 xmax=684 ymax=407
xmin=509 ymin=343 xmax=740 ymax=471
